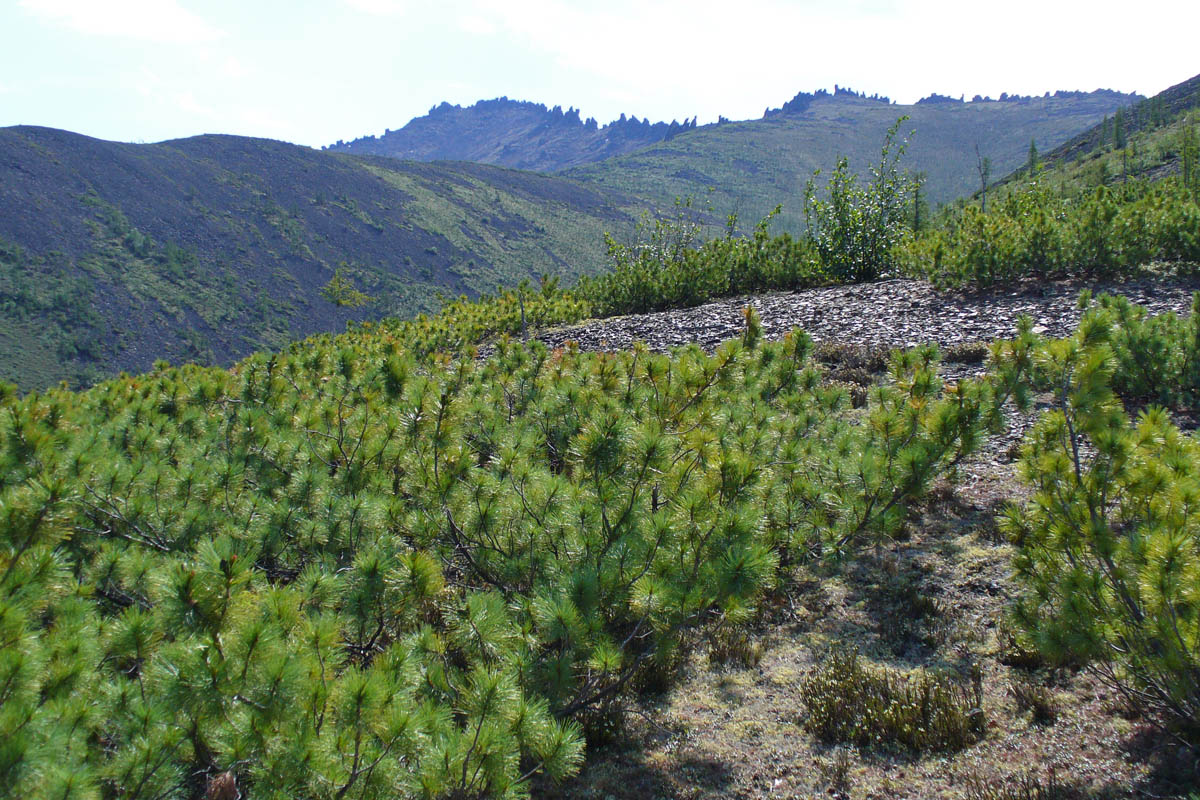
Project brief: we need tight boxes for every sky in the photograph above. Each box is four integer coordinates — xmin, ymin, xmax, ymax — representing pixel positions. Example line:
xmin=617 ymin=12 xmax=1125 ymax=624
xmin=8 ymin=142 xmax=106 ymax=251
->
xmin=2 ymin=0 xmax=1197 ymax=148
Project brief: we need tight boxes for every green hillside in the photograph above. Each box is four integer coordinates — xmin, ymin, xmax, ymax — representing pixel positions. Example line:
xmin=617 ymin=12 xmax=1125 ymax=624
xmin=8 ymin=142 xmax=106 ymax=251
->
xmin=0 ymin=127 xmax=646 ymax=389
xmin=0 ymin=86 xmax=1142 ymax=391
xmin=994 ymin=72 xmax=1200 ymax=194
xmin=567 ymin=90 xmax=1137 ymax=232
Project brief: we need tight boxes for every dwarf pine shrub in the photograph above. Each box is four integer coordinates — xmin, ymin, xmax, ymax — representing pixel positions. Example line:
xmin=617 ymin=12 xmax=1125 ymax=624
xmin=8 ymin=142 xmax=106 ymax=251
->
xmin=1083 ymin=290 xmax=1200 ymax=407
xmin=901 ymin=178 xmax=1200 ymax=288
xmin=362 ymin=275 xmax=591 ymax=358
xmin=999 ymin=304 xmax=1200 ymax=743
xmin=0 ymin=303 xmax=1010 ymax=796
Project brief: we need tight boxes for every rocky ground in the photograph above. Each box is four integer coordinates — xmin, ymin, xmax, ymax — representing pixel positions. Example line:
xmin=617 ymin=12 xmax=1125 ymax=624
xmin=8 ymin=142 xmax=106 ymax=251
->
xmin=530 ymin=275 xmax=1200 ymax=800
xmin=531 ymin=276 xmax=1200 ymax=358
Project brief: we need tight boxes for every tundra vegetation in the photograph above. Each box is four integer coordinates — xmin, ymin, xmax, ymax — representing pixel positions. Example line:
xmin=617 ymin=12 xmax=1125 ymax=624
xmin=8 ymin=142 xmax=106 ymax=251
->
xmin=4 ymin=111 xmax=1200 ymax=798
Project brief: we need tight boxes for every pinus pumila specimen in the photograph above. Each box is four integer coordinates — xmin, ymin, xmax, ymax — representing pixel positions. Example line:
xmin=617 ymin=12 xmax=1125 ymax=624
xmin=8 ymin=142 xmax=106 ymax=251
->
xmin=0 ymin=304 xmax=1022 ymax=796
xmin=899 ymin=178 xmax=1200 ymax=288
xmin=1000 ymin=306 xmax=1200 ymax=744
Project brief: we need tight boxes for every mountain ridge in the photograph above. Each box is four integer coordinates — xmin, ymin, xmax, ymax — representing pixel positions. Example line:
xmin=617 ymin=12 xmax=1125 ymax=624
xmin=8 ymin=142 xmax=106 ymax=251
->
xmin=0 ymin=83 xmax=1153 ymax=389
xmin=327 ymin=97 xmax=699 ymax=172
xmin=991 ymin=72 xmax=1200 ymax=189
xmin=327 ymin=86 xmax=1140 ymax=190
xmin=566 ymin=88 xmax=1142 ymax=233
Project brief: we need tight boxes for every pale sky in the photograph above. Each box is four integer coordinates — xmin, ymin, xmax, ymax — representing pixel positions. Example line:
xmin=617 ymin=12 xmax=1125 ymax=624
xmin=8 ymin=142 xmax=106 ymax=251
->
xmin=2 ymin=0 xmax=1197 ymax=148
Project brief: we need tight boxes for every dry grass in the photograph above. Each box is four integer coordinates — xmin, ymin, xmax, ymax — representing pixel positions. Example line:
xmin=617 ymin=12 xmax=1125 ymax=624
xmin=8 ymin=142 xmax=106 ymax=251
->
xmin=530 ymin=365 xmax=1200 ymax=800
xmin=545 ymin=466 xmax=1197 ymax=799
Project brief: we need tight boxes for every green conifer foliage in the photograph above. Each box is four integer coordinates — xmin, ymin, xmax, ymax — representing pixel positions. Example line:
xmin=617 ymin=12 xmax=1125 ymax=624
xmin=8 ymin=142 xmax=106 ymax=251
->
xmin=0 ymin=299 xmax=1004 ymax=795
xmin=1181 ymin=123 xmax=1199 ymax=194
xmin=899 ymin=178 xmax=1200 ymax=288
xmin=1000 ymin=306 xmax=1200 ymax=743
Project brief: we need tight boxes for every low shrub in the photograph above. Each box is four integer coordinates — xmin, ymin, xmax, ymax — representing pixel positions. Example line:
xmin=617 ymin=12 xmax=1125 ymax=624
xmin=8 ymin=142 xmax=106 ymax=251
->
xmin=1 ymin=313 xmax=1010 ymax=796
xmin=1084 ymin=290 xmax=1200 ymax=407
xmin=804 ymin=117 xmax=917 ymax=282
xmin=576 ymin=203 xmax=822 ymax=318
xmin=813 ymin=341 xmax=893 ymax=374
xmin=998 ymin=305 xmax=1200 ymax=743
xmin=900 ymin=179 xmax=1200 ymax=288
xmin=996 ymin=620 xmax=1047 ymax=669
xmin=800 ymin=648 xmax=985 ymax=752
xmin=876 ymin=570 xmax=952 ymax=652
xmin=943 ymin=341 xmax=991 ymax=365
xmin=962 ymin=770 xmax=1076 ymax=800
xmin=1008 ymin=678 xmax=1059 ymax=725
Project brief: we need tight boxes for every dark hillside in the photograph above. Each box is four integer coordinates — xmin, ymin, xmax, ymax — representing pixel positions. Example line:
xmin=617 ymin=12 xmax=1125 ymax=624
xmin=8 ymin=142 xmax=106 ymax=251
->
xmin=0 ymin=126 xmax=645 ymax=388
xmin=327 ymin=97 xmax=697 ymax=172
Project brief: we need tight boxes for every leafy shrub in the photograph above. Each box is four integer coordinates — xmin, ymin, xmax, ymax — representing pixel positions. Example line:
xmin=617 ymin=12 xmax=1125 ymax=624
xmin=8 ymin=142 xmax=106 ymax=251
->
xmin=706 ymin=625 xmax=765 ymax=668
xmin=578 ymin=120 xmax=923 ymax=319
xmin=801 ymin=648 xmax=985 ymax=752
xmin=819 ymin=746 xmax=854 ymax=796
xmin=998 ymin=306 xmax=1200 ymax=743
xmin=804 ymin=117 xmax=917 ymax=282
xmin=576 ymin=202 xmax=821 ymax=317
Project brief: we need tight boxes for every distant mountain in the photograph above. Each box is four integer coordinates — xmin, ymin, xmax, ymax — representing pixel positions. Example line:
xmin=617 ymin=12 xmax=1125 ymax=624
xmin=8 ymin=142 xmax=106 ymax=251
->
xmin=330 ymin=87 xmax=1139 ymax=234
xmin=566 ymin=88 xmax=1142 ymax=232
xmin=0 ymin=126 xmax=645 ymax=389
xmin=0 ymin=84 xmax=1153 ymax=390
xmin=327 ymin=98 xmax=698 ymax=172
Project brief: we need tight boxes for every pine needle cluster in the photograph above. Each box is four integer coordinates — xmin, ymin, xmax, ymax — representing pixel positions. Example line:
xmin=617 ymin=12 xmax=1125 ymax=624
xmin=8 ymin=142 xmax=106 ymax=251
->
xmin=900 ymin=178 xmax=1200 ymax=288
